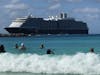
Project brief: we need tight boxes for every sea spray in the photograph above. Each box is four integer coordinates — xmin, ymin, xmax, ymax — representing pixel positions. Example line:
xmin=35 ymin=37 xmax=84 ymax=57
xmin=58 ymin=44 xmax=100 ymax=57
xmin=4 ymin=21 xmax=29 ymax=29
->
xmin=0 ymin=53 xmax=100 ymax=74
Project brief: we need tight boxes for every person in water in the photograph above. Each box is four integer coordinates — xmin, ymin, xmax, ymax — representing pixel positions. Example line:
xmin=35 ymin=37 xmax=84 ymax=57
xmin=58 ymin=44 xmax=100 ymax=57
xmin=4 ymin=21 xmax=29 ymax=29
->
xmin=19 ymin=43 xmax=26 ymax=50
xmin=15 ymin=43 xmax=19 ymax=49
xmin=40 ymin=44 xmax=45 ymax=49
xmin=0 ymin=44 xmax=6 ymax=53
xmin=46 ymin=49 xmax=54 ymax=54
xmin=90 ymin=48 xmax=94 ymax=53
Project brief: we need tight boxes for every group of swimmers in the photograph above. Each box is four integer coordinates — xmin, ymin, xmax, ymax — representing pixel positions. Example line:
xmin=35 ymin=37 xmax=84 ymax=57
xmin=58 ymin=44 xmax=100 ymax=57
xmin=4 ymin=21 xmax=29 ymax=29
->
xmin=15 ymin=43 xmax=55 ymax=54
xmin=15 ymin=43 xmax=26 ymax=50
xmin=40 ymin=44 xmax=55 ymax=54
xmin=0 ymin=43 xmax=27 ymax=53
xmin=0 ymin=43 xmax=95 ymax=54
xmin=40 ymin=44 xmax=95 ymax=54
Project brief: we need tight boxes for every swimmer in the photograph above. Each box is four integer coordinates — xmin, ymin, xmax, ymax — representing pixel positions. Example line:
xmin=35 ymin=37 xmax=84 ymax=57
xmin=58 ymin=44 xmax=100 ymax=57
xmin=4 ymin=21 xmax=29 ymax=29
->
xmin=0 ymin=44 xmax=6 ymax=53
xmin=90 ymin=48 xmax=94 ymax=53
xmin=15 ymin=43 xmax=19 ymax=49
xmin=46 ymin=49 xmax=54 ymax=54
xmin=40 ymin=44 xmax=44 ymax=49
xmin=19 ymin=43 xmax=26 ymax=50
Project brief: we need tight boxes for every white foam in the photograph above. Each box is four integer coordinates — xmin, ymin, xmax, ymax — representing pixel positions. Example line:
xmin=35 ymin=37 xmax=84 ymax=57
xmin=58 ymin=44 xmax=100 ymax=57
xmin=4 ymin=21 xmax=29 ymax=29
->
xmin=0 ymin=53 xmax=100 ymax=74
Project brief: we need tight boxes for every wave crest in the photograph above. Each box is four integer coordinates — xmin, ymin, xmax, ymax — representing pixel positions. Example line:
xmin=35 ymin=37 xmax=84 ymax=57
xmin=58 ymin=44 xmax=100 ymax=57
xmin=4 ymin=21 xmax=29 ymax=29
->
xmin=0 ymin=53 xmax=100 ymax=74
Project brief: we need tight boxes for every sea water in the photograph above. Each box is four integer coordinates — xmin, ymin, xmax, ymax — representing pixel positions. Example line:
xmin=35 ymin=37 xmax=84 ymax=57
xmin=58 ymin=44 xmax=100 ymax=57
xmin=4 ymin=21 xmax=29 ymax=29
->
xmin=0 ymin=34 xmax=100 ymax=75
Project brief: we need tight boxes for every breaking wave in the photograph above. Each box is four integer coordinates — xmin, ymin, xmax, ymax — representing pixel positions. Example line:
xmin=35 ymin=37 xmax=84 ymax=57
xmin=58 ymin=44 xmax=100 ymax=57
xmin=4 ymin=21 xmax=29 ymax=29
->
xmin=0 ymin=53 xmax=100 ymax=75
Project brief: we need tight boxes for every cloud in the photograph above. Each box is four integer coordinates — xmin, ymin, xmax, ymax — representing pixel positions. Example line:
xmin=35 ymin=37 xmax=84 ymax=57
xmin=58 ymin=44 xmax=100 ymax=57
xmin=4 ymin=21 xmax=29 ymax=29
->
xmin=95 ymin=0 xmax=100 ymax=2
xmin=47 ymin=0 xmax=83 ymax=3
xmin=48 ymin=0 xmax=82 ymax=2
xmin=74 ymin=7 xmax=100 ymax=13
xmin=53 ymin=0 xmax=59 ymax=1
xmin=73 ymin=7 xmax=100 ymax=20
xmin=83 ymin=14 xmax=100 ymax=20
xmin=4 ymin=3 xmax=29 ymax=10
xmin=2 ymin=0 xmax=29 ymax=19
xmin=66 ymin=0 xmax=82 ymax=2
xmin=47 ymin=0 xmax=60 ymax=3
xmin=49 ymin=3 xmax=61 ymax=10
xmin=11 ymin=0 xmax=20 ymax=3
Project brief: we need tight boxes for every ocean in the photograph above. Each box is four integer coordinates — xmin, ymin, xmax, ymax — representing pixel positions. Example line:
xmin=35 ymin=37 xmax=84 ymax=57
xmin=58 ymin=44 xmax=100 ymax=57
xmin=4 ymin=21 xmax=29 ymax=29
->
xmin=0 ymin=34 xmax=100 ymax=75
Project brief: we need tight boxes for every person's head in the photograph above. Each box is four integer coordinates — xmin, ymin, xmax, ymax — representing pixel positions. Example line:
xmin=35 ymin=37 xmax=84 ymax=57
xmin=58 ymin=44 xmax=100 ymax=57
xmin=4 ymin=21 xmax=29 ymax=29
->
xmin=90 ymin=48 xmax=94 ymax=52
xmin=0 ymin=45 xmax=4 ymax=47
xmin=0 ymin=44 xmax=5 ymax=50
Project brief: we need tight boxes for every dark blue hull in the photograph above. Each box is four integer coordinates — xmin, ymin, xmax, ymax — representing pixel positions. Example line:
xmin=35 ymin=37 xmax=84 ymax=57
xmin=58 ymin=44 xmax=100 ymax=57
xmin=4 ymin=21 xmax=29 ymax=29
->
xmin=5 ymin=28 xmax=88 ymax=34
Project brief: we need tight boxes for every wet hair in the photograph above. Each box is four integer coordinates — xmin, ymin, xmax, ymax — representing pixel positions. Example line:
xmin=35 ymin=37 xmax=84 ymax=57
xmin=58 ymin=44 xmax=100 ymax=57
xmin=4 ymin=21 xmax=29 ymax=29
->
xmin=90 ymin=48 xmax=94 ymax=53
xmin=0 ymin=44 xmax=6 ymax=53
xmin=46 ymin=49 xmax=54 ymax=54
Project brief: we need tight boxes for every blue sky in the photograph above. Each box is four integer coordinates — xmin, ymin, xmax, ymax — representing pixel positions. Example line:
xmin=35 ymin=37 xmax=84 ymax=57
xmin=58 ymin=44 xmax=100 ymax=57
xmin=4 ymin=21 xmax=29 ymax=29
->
xmin=0 ymin=0 xmax=100 ymax=34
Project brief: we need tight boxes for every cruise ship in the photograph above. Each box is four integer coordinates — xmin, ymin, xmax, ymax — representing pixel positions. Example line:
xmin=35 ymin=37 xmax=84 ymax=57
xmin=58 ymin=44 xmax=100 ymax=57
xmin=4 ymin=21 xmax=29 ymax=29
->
xmin=5 ymin=13 xmax=88 ymax=34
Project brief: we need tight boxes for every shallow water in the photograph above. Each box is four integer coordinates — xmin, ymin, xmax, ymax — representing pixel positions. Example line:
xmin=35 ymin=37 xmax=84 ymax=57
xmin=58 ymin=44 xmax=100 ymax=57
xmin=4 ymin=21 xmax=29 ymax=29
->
xmin=0 ymin=34 xmax=100 ymax=75
xmin=0 ymin=34 xmax=100 ymax=54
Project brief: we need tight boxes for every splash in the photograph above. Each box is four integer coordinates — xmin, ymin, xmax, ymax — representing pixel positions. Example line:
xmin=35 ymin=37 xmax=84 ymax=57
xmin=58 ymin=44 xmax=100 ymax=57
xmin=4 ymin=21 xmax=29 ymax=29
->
xmin=0 ymin=53 xmax=100 ymax=75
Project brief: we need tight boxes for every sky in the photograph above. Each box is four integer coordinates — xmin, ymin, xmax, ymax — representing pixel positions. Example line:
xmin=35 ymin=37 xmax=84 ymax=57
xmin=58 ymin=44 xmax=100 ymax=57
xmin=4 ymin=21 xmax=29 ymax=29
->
xmin=0 ymin=0 xmax=100 ymax=34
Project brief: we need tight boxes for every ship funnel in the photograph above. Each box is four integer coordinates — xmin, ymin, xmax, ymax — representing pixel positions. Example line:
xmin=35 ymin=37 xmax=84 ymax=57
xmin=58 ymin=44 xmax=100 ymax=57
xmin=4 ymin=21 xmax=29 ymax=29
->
xmin=60 ymin=13 xmax=63 ymax=19
xmin=64 ymin=13 xmax=67 ymax=19
xmin=60 ymin=13 xmax=67 ymax=19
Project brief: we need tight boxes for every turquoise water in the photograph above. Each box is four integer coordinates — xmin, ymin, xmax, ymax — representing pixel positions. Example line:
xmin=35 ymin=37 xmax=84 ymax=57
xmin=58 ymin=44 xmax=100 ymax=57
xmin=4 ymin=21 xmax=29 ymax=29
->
xmin=0 ymin=34 xmax=100 ymax=54
xmin=0 ymin=34 xmax=100 ymax=75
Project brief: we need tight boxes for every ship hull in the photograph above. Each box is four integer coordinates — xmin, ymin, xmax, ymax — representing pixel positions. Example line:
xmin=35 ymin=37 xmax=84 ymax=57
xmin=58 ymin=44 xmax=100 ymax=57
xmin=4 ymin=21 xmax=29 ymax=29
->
xmin=5 ymin=28 xmax=88 ymax=34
